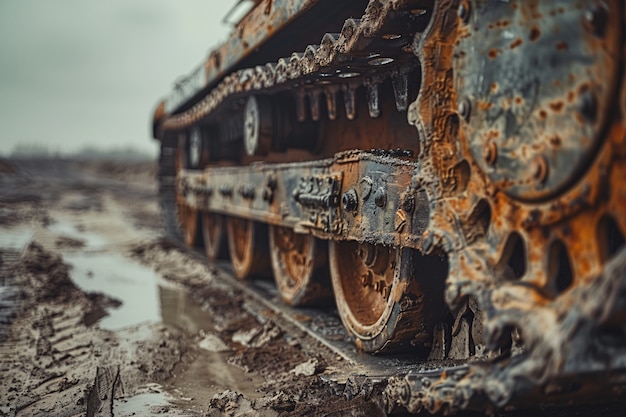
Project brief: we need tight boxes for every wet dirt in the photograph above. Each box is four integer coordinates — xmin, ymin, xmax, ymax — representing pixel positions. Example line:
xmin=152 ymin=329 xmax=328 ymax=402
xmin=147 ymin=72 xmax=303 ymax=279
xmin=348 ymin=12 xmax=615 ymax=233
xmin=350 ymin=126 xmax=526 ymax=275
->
xmin=0 ymin=157 xmax=390 ymax=417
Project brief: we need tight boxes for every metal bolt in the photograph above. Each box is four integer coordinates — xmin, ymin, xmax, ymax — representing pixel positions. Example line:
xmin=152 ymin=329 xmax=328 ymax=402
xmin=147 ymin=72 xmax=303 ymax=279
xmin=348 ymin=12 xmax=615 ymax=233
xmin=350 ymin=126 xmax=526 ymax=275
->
xmin=583 ymin=4 xmax=608 ymax=37
xmin=266 ymin=173 xmax=277 ymax=190
xmin=458 ymin=0 xmax=471 ymax=24
xmin=219 ymin=184 xmax=233 ymax=197
xmin=374 ymin=187 xmax=387 ymax=208
xmin=239 ymin=185 xmax=255 ymax=200
xmin=458 ymin=98 xmax=471 ymax=122
xmin=262 ymin=188 xmax=272 ymax=202
xmin=531 ymin=155 xmax=549 ymax=184
xmin=342 ymin=188 xmax=359 ymax=212
xmin=484 ymin=141 xmax=498 ymax=166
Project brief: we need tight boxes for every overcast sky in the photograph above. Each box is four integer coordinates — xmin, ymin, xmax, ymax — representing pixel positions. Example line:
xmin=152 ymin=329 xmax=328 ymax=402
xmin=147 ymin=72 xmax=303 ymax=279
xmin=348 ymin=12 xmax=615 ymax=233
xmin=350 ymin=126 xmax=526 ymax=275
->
xmin=0 ymin=1 xmax=234 ymax=156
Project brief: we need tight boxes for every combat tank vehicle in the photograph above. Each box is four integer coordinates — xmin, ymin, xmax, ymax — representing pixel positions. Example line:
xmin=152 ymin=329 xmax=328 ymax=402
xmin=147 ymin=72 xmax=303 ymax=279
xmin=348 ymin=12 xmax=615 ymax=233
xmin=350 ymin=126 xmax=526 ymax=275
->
xmin=152 ymin=0 xmax=626 ymax=413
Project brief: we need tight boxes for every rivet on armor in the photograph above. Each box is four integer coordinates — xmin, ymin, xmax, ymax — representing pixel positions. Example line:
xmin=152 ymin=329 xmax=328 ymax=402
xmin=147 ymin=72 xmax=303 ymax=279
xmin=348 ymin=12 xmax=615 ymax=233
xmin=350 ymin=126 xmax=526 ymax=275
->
xmin=484 ymin=141 xmax=498 ymax=166
xmin=266 ymin=172 xmax=277 ymax=190
xmin=219 ymin=184 xmax=233 ymax=197
xmin=342 ymin=188 xmax=359 ymax=213
xmin=374 ymin=187 xmax=387 ymax=208
xmin=458 ymin=98 xmax=471 ymax=122
xmin=239 ymin=185 xmax=255 ymax=200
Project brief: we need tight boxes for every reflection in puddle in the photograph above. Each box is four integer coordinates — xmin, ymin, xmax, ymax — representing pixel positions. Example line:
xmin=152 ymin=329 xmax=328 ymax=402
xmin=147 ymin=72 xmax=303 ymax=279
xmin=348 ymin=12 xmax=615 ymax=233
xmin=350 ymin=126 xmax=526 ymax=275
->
xmin=113 ymin=385 xmax=175 ymax=417
xmin=66 ymin=251 xmax=265 ymax=405
xmin=65 ymin=253 xmax=161 ymax=330
xmin=160 ymin=286 xmax=265 ymax=403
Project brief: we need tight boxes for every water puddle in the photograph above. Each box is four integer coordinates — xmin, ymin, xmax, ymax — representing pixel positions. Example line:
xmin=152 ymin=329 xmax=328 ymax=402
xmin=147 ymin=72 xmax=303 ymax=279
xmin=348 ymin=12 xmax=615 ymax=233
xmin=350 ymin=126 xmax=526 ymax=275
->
xmin=0 ymin=225 xmax=34 ymax=250
xmin=159 ymin=285 xmax=265 ymax=404
xmin=113 ymin=384 xmax=178 ymax=417
xmin=65 ymin=253 xmax=161 ymax=330
xmin=66 ymin=252 xmax=265 ymax=408
xmin=47 ymin=220 xmax=108 ymax=250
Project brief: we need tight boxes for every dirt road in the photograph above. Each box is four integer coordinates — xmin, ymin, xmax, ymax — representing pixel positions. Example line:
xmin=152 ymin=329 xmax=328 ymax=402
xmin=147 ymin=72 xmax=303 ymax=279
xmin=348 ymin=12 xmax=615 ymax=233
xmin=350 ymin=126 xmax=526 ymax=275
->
xmin=0 ymin=157 xmax=405 ymax=417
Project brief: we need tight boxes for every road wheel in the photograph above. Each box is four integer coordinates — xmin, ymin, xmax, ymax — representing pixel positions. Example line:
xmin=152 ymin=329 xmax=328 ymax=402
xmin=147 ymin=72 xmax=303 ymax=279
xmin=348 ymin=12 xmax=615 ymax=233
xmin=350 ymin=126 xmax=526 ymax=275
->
xmin=226 ymin=217 xmax=269 ymax=279
xmin=329 ymin=241 xmax=447 ymax=353
xmin=269 ymin=226 xmax=328 ymax=306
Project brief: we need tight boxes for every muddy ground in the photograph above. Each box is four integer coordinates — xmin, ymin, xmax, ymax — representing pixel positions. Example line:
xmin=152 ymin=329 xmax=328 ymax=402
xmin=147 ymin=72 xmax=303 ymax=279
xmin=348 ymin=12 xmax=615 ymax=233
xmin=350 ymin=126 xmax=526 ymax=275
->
xmin=0 ymin=157 xmax=414 ymax=417
xmin=3 ymin=158 xmax=620 ymax=417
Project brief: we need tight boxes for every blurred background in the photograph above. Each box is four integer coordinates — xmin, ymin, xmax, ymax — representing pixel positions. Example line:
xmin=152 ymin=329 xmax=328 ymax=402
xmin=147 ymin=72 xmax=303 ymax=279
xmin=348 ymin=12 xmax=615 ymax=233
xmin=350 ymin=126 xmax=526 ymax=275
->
xmin=0 ymin=0 xmax=238 ymax=158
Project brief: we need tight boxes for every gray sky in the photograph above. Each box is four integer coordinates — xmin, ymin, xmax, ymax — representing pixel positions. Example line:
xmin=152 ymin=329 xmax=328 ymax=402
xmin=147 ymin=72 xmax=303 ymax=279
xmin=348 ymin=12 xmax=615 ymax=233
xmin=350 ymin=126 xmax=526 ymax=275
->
xmin=0 ymin=0 xmax=234 ymax=156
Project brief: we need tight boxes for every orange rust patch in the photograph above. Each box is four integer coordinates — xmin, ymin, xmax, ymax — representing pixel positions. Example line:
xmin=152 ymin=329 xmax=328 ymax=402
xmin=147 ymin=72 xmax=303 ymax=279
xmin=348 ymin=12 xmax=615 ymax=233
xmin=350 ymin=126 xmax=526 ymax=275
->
xmin=556 ymin=41 xmax=568 ymax=51
xmin=529 ymin=26 xmax=541 ymax=42
xmin=515 ymin=97 xmax=523 ymax=105
xmin=568 ymin=91 xmax=575 ymax=102
xmin=550 ymin=135 xmax=562 ymax=147
xmin=491 ymin=82 xmax=499 ymax=94
xmin=477 ymin=101 xmax=493 ymax=110
xmin=539 ymin=110 xmax=548 ymax=119
xmin=510 ymin=38 xmax=523 ymax=49
xmin=549 ymin=101 xmax=564 ymax=112
xmin=489 ymin=48 xmax=501 ymax=59
xmin=485 ymin=130 xmax=500 ymax=140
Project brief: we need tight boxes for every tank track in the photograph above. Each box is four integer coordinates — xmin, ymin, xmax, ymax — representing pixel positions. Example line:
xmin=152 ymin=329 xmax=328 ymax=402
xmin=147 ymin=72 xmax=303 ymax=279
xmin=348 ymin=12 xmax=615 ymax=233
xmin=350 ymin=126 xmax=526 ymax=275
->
xmin=156 ymin=0 xmax=626 ymax=413
xmin=156 ymin=0 xmax=429 ymax=133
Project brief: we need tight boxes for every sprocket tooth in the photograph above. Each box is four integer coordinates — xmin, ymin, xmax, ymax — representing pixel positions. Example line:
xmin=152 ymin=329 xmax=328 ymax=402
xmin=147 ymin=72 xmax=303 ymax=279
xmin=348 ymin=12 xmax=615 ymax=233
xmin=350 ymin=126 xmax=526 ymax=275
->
xmin=252 ymin=65 xmax=265 ymax=90
xmin=261 ymin=63 xmax=275 ymax=88
xmin=340 ymin=18 xmax=362 ymax=42
xmin=319 ymin=33 xmax=340 ymax=66
xmin=303 ymin=44 xmax=320 ymax=73
xmin=275 ymin=58 xmax=289 ymax=84
xmin=289 ymin=52 xmax=304 ymax=79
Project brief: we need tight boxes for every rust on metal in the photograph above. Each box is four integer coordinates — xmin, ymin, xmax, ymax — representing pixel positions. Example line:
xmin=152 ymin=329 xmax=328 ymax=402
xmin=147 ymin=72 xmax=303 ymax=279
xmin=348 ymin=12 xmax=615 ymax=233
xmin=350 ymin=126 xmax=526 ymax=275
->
xmin=153 ymin=0 xmax=626 ymax=413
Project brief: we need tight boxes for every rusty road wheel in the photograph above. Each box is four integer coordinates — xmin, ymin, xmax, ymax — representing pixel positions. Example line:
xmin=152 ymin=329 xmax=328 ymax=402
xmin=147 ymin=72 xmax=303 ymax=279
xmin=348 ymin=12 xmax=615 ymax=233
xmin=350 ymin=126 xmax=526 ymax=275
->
xmin=269 ymin=226 xmax=328 ymax=306
xmin=226 ymin=217 xmax=270 ymax=279
xmin=227 ymin=217 xmax=255 ymax=279
xmin=201 ymin=213 xmax=224 ymax=260
xmin=329 ymin=241 xmax=446 ymax=353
